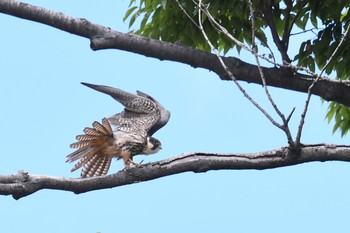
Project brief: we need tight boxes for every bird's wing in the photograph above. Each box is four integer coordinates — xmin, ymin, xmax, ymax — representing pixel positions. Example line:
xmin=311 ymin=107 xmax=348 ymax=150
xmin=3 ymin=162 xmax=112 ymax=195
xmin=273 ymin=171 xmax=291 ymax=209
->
xmin=81 ymin=82 xmax=157 ymax=114
xmin=115 ymin=111 xmax=161 ymax=138
xmin=82 ymin=82 xmax=167 ymax=136
xmin=136 ymin=90 xmax=171 ymax=136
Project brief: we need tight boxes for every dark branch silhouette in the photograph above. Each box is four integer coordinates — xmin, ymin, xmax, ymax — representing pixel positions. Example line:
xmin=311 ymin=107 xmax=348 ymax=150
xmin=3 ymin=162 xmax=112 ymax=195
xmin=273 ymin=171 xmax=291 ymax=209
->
xmin=1 ymin=144 xmax=350 ymax=200
xmin=1 ymin=0 xmax=350 ymax=106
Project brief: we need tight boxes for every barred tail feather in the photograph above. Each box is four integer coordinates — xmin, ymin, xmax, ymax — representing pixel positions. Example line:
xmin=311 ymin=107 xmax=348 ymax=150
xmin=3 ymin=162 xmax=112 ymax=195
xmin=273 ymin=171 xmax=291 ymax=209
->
xmin=92 ymin=121 xmax=110 ymax=135
xmin=81 ymin=153 xmax=99 ymax=177
xmin=67 ymin=118 xmax=114 ymax=178
xmin=83 ymin=127 xmax=101 ymax=136
xmin=75 ymin=134 xmax=100 ymax=141
xmin=70 ymin=141 xmax=91 ymax=149
xmin=66 ymin=147 xmax=96 ymax=172
xmin=81 ymin=154 xmax=112 ymax=178
xmin=102 ymin=118 xmax=113 ymax=134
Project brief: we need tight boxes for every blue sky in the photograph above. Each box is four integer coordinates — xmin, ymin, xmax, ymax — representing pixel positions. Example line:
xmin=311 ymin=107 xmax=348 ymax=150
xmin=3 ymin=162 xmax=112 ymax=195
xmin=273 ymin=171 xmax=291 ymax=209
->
xmin=1 ymin=1 xmax=349 ymax=233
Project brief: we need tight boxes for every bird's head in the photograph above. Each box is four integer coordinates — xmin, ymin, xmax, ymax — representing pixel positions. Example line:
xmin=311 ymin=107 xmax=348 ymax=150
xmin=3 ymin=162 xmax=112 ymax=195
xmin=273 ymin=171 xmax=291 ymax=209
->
xmin=143 ymin=136 xmax=162 ymax=155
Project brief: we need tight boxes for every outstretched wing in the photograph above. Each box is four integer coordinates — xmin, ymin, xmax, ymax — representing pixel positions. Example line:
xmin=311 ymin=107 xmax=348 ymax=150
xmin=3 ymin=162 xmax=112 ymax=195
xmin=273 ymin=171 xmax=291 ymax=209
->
xmin=81 ymin=82 xmax=166 ymax=136
xmin=66 ymin=118 xmax=114 ymax=178
xmin=81 ymin=82 xmax=157 ymax=115
xmin=136 ymin=90 xmax=170 ymax=136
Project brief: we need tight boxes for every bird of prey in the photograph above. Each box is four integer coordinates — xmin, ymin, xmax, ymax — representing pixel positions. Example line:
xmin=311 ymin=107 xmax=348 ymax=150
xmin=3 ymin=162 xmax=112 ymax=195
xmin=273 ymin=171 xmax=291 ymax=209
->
xmin=66 ymin=82 xmax=170 ymax=178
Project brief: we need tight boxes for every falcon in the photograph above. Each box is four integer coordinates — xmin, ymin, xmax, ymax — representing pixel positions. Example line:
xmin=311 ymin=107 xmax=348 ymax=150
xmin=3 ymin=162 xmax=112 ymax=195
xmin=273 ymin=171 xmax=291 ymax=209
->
xmin=66 ymin=82 xmax=170 ymax=178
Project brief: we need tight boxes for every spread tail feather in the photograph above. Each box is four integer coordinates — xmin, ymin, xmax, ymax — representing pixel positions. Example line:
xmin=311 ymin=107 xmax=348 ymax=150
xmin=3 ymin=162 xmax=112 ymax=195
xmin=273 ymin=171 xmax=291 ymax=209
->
xmin=82 ymin=154 xmax=112 ymax=177
xmin=66 ymin=118 xmax=114 ymax=178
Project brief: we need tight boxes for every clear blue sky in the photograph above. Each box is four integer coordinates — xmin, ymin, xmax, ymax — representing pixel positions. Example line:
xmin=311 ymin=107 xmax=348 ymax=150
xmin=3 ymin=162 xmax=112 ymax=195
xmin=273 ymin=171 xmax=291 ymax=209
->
xmin=1 ymin=1 xmax=349 ymax=233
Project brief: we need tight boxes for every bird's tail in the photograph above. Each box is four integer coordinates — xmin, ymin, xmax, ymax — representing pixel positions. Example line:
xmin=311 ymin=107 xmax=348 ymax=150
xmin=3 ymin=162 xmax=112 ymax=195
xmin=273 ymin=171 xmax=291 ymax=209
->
xmin=66 ymin=118 xmax=114 ymax=178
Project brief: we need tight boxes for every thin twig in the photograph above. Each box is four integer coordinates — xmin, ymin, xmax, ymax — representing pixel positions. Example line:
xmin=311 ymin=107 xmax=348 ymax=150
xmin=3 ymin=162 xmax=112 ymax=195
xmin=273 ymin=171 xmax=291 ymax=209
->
xmin=197 ymin=0 xmax=283 ymax=129
xmin=175 ymin=0 xmax=200 ymax=29
xmin=202 ymin=2 xmax=348 ymax=85
xmin=295 ymin=23 xmax=350 ymax=145
xmin=290 ymin=28 xmax=319 ymax=36
xmin=265 ymin=44 xmax=277 ymax=65
xmin=286 ymin=108 xmax=296 ymax=125
xmin=201 ymin=3 xmax=291 ymax=71
xmin=246 ymin=0 xmax=295 ymax=145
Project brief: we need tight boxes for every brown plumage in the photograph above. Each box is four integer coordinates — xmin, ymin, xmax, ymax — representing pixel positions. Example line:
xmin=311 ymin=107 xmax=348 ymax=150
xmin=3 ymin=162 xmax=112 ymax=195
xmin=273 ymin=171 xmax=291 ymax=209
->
xmin=66 ymin=118 xmax=115 ymax=177
xmin=66 ymin=83 xmax=170 ymax=178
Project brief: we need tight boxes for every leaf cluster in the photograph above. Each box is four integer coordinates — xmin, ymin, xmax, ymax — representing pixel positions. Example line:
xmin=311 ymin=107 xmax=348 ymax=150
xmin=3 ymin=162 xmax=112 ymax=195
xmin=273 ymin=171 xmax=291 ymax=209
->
xmin=124 ymin=0 xmax=267 ymax=54
xmin=124 ymin=0 xmax=350 ymax=136
xmin=295 ymin=1 xmax=350 ymax=135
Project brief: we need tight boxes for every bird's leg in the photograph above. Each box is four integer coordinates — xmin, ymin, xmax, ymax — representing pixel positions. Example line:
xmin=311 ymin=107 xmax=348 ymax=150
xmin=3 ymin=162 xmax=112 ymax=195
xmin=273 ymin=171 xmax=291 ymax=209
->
xmin=125 ymin=158 xmax=141 ymax=167
xmin=121 ymin=150 xmax=141 ymax=167
xmin=122 ymin=158 xmax=142 ymax=178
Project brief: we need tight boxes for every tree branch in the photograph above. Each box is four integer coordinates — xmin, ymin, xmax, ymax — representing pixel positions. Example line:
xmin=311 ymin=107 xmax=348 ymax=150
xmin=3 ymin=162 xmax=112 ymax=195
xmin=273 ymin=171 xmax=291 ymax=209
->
xmin=295 ymin=23 xmax=350 ymax=147
xmin=1 ymin=144 xmax=350 ymax=200
xmin=281 ymin=0 xmax=293 ymax=49
xmin=260 ymin=1 xmax=291 ymax=63
xmin=1 ymin=0 xmax=349 ymax=106
xmin=246 ymin=0 xmax=295 ymax=147
xmin=198 ymin=1 xmax=283 ymax=130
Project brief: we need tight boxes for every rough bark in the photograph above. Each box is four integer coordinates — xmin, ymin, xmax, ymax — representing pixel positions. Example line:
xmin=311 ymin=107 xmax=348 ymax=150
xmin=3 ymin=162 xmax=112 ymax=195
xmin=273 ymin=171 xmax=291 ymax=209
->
xmin=1 ymin=144 xmax=350 ymax=200
xmin=1 ymin=0 xmax=350 ymax=106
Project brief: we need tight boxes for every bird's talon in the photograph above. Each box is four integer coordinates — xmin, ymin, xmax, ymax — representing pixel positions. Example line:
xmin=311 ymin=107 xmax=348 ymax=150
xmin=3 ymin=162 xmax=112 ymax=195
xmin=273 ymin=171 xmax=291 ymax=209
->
xmin=126 ymin=158 xmax=141 ymax=167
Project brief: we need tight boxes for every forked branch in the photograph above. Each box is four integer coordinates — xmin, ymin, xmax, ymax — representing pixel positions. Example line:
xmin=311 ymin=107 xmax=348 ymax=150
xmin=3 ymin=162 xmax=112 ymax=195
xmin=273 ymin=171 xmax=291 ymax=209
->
xmin=246 ymin=0 xmax=295 ymax=146
xmin=196 ymin=1 xmax=295 ymax=146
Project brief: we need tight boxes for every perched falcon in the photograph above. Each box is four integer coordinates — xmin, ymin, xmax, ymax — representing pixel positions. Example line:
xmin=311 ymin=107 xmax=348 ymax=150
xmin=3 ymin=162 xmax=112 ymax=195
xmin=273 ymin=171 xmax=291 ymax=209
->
xmin=66 ymin=82 xmax=170 ymax=178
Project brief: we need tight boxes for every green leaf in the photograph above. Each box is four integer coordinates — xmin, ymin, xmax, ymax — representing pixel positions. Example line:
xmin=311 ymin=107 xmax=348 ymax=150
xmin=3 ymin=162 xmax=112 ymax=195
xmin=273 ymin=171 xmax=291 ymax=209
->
xmin=123 ymin=6 xmax=138 ymax=21
xmin=128 ymin=13 xmax=138 ymax=28
xmin=296 ymin=12 xmax=309 ymax=30
xmin=140 ymin=11 xmax=151 ymax=31
xmin=306 ymin=56 xmax=315 ymax=72
xmin=327 ymin=102 xmax=350 ymax=136
xmin=310 ymin=12 xmax=318 ymax=28
xmin=274 ymin=17 xmax=284 ymax=36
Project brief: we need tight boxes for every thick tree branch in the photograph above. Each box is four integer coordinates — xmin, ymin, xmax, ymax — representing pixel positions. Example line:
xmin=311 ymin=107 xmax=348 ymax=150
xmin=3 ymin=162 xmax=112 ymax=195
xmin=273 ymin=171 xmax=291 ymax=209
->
xmin=1 ymin=144 xmax=350 ymax=200
xmin=1 ymin=0 xmax=350 ymax=106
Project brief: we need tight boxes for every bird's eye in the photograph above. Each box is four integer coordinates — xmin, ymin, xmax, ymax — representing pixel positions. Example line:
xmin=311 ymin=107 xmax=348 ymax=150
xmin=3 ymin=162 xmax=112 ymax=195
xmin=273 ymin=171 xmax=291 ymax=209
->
xmin=151 ymin=144 xmax=159 ymax=150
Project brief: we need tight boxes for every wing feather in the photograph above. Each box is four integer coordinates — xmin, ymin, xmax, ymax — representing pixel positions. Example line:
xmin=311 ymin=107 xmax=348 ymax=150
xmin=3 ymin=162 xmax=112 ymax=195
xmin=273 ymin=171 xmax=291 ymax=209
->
xmin=81 ymin=83 xmax=169 ymax=136
xmin=81 ymin=82 xmax=157 ymax=114
xmin=136 ymin=90 xmax=170 ymax=136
